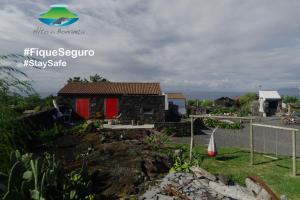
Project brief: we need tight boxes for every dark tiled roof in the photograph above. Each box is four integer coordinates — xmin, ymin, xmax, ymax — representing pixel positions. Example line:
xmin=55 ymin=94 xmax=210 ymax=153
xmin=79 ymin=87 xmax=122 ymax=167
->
xmin=167 ymin=92 xmax=186 ymax=99
xmin=58 ymin=82 xmax=162 ymax=95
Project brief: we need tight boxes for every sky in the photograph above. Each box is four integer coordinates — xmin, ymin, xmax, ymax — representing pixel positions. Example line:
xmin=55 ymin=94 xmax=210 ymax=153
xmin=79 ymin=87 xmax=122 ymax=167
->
xmin=0 ymin=0 xmax=300 ymax=96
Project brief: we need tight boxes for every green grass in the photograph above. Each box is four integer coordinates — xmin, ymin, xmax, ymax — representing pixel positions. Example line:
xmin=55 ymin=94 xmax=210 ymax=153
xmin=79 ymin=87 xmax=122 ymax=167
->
xmin=167 ymin=144 xmax=300 ymax=200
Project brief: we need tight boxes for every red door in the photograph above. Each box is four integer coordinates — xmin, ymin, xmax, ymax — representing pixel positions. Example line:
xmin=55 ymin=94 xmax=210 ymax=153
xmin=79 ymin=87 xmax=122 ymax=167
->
xmin=76 ymin=98 xmax=89 ymax=119
xmin=105 ymin=98 xmax=118 ymax=119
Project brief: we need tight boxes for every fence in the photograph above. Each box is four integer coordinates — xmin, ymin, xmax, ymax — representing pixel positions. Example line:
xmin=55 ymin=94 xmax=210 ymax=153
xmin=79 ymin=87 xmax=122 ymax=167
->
xmin=189 ymin=115 xmax=299 ymax=176
xmin=189 ymin=115 xmax=255 ymax=162
xmin=250 ymin=122 xmax=298 ymax=176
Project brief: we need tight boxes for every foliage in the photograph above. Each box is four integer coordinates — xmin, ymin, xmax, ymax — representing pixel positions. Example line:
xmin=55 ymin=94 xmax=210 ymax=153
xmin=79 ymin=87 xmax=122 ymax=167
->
xmin=161 ymin=127 xmax=176 ymax=136
xmin=34 ymin=123 xmax=64 ymax=142
xmin=0 ymin=55 xmax=38 ymax=172
xmin=0 ymin=54 xmax=34 ymax=95
xmin=210 ymin=107 xmax=237 ymax=115
xmin=202 ymin=118 xmax=242 ymax=129
xmin=282 ymin=95 xmax=299 ymax=104
xmin=237 ymin=93 xmax=258 ymax=116
xmin=145 ymin=133 xmax=170 ymax=149
xmin=238 ymin=92 xmax=258 ymax=106
xmin=169 ymin=156 xmax=190 ymax=173
xmin=63 ymin=162 xmax=93 ymax=200
xmin=238 ymin=105 xmax=251 ymax=117
xmin=67 ymin=74 xmax=109 ymax=83
xmin=187 ymin=99 xmax=213 ymax=108
xmin=0 ymin=150 xmax=94 ymax=200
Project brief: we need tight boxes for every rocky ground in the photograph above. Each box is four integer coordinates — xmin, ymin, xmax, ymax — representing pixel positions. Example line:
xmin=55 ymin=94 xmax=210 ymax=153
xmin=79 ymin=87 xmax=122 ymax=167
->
xmin=141 ymin=166 xmax=284 ymax=200
xmin=28 ymin=124 xmax=286 ymax=199
xmin=53 ymin=128 xmax=172 ymax=199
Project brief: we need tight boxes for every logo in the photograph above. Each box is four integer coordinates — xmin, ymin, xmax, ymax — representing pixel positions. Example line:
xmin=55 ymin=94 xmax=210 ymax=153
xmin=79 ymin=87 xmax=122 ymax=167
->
xmin=38 ymin=4 xmax=79 ymax=27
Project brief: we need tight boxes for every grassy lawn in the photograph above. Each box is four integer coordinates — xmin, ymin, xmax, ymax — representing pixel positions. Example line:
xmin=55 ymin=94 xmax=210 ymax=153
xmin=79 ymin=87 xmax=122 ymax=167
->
xmin=167 ymin=144 xmax=300 ymax=200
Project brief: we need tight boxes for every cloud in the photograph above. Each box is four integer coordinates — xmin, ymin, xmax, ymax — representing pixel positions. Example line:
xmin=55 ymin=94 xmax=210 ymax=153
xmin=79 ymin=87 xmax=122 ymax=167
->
xmin=0 ymin=0 xmax=300 ymax=96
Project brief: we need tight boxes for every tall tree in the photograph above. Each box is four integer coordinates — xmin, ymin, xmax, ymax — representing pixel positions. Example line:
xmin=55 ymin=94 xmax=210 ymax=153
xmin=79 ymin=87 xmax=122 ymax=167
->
xmin=67 ymin=74 xmax=109 ymax=83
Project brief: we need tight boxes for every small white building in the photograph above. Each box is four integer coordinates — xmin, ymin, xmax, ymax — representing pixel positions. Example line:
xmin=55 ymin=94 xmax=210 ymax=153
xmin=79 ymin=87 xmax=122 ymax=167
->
xmin=259 ymin=91 xmax=281 ymax=117
xmin=166 ymin=92 xmax=186 ymax=115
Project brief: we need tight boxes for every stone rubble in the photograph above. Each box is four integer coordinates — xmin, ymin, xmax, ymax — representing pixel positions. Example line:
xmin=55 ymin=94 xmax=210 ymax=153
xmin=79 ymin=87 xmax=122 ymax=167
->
xmin=140 ymin=166 xmax=287 ymax=200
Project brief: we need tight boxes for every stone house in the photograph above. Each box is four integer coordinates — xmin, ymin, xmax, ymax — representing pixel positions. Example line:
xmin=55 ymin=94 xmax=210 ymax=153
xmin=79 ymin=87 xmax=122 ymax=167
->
xmin=214 ymin=97 xmax=236 ymax=108
xmin=57 ymin=82 xmax=165 ymax=124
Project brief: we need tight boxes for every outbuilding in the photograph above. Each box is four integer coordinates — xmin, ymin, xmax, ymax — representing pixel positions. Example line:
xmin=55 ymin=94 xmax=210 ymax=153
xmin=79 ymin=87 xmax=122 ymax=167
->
xmin=259 ymin=91 xmax=281 ymax=117
xmin=57 ymin=82 xmax=165 ymax=124
xmin=214 ymin=97 xmax=235 ymax=108
xmin=166 ymin=92 xmax=186 ymax=115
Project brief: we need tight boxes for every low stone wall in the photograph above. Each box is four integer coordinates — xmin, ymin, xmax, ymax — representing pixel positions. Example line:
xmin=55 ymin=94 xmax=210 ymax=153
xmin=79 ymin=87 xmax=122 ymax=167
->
xmin=154 ymin=121 xmax=204 ymax=137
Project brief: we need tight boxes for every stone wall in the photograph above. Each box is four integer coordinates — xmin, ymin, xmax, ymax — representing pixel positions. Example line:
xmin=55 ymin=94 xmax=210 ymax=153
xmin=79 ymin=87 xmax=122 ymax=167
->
xmin=154 ymin=120 xmax=203 ymax=137
xmin=120 ymin=95 xmax=165 ymax=124
xmin=58 ymin=94 xmax=165 ymax=123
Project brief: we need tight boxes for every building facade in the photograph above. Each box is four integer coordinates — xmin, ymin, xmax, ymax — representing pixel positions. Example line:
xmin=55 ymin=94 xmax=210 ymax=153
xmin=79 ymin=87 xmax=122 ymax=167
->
xmin=166 ymin=92 xmax=186 ymax=115
xmin=57 ymin=82 xmax=165 ymax=124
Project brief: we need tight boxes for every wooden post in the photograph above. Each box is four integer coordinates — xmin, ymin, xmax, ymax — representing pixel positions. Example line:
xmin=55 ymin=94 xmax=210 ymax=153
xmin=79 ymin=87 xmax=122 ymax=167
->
xmin=250 ymin=119 xmax=254 ymax=165
xmin=292 ymin=130 xmax=297 ymax=176
xmin=189 ymin=117 xmax=194 ymax=163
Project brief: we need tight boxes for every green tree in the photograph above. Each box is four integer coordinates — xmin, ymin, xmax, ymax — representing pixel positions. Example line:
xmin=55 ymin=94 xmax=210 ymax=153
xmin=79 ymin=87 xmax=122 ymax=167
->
xmin=239 ymin=92 xmax=258 ymax=106
xmin=67 ymin=76 xmax=81 ymax=83
xmin=282 ymin=96 xmax=299 ymax=104
xmin=238 ymin=92 xmax=258 ymax=116
xmin=89 ymin=73 xmax=108 ymax=82
xmin=67 ymin=74 xmax=109 ymax=83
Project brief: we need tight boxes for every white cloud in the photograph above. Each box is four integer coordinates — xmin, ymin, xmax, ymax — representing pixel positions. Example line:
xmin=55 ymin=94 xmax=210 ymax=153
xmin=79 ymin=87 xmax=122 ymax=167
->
xmin=0 ymin=0 xmax=300 ymax=96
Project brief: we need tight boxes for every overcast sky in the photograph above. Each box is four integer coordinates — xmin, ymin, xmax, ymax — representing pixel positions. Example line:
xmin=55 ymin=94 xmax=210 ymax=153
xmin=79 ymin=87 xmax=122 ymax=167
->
xmin=0 ymin=0 xmax=300 ymax=96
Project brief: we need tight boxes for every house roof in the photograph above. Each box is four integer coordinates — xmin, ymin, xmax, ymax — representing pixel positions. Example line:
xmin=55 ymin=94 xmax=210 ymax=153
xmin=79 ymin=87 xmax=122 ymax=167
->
xmin=215 ymin=97 xmax=234 ymax=101
xmin=167 ymin=92 xmax=186 ymax=99
xmin=259 ymin=91 xmax=281 ymax=99
xmin=58 ymin=82 xmax=162 ymax=95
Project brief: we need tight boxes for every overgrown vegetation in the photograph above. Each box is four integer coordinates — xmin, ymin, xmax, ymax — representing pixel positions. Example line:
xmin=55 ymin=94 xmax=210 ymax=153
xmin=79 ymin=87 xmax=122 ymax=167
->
xmin=282 ymin=95 xmax=299 ymax=104
xmin=169 ymin=156 xmax=190 ymax=173
xmin=238 ymin=92 xmax=258 ymax=116
xmin=187 ymin=99 xmax=213 ymax=108
xmin=0 ymin=150 xmax=94 ymax=200
xmin=210 ymin=107 xmax=237 ymax=115
xmin=145 ymin=133 xmax=170 ymax=149
xmin=202 ymin=118 xmax=242 ymax=129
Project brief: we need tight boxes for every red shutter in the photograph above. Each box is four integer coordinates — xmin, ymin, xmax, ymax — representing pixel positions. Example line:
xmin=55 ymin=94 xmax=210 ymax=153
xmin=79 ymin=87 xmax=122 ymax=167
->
xmin=76 ymin=98 xmax=89 ymax=119
xmin=105 ymin=98 xmax=118 ymax=119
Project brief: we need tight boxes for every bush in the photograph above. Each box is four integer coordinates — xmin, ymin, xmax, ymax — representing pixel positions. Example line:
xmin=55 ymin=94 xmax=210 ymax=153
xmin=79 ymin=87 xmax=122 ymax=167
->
xmin=169 ymin=156 xmax=190 ymax=173
xmin=145 ymin=133 xmax=170 ymax=149
xmin=202 ymin=118 xmax=242 ymax=129
xmin=282 ymin=96 xmax=299 ymax=104
xmin=0 ymin=150 xmax=94 ymax=200
xmin=210 ymin=107 xmax=237 ymax=115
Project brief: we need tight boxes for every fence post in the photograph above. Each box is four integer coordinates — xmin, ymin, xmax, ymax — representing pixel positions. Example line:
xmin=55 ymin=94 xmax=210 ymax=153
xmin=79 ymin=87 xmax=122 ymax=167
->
xmin=250 ymin=119 xmax=254 ymax=165
xmin=189 ymin=117 xmax=194 ymax=163
xmin=292 ymin=130 xmax=297 ymax=176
